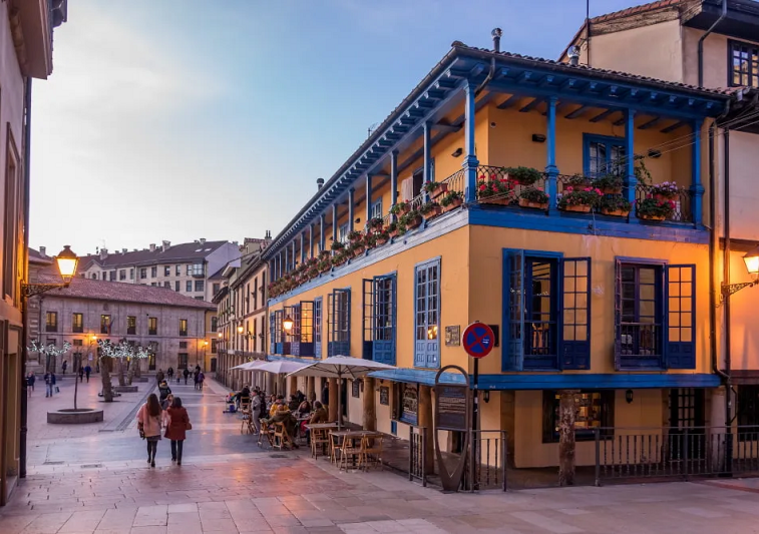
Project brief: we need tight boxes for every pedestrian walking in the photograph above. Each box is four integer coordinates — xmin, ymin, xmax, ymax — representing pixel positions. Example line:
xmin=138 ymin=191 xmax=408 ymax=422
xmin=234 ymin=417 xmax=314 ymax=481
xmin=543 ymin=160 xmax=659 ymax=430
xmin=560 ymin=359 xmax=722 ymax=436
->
xmin=44 ymin=371 xmax=56 ymax=397
xmin=84 ymin=364 xmax=92 ymax=382
xmin=158 ymin=380 xmax=172 ymax=403
xmin=61 ymin=360 xmax=68 ymax=375
xmin=78 ymin=366 xmax=84 ymax=382
xmin=165 ymin=397 xmax=191 ymax=465
xmin=197 ymin=371 xmax=205 ymax=391
xmin=193 ymin=370 xmax=200 ymax=390
xmin=136 ymin=393 xmax=162 ymax=468
xmin=251 ymin=389 xmax=262 ymax=434
xmin=26 ymin=372 xmax=35 ymax=396
xmin=183 ymin=368 xmax=189 ymax=385
xmin=167 ymin=367 xmax=174 ymax=381
xmin=156 ymin=369 xmax=165 ymax=385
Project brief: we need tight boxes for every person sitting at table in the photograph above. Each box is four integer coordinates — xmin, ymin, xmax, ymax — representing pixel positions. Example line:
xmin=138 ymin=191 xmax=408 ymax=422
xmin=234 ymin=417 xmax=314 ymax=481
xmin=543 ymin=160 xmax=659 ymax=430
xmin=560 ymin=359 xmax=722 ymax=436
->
xmin=237 ymin=386 xmax=251 ymax=409
xmin=269 ymin=395 xmax=287 ymax=417
xmin=269 ymin=404 xmax=299 ymax=449
xmin=296 ymin=400 xmax=311 ymax=417
xmin=309 ymin=401 xmax=328 ymax=424
xmin=288 ymin=395 xmax=300 ymax=411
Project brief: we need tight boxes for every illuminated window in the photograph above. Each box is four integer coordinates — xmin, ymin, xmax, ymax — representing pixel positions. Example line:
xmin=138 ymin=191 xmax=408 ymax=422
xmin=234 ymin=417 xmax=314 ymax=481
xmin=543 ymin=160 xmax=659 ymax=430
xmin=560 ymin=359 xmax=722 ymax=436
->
xmin=542 ymin=390 xmax=614 ymax=443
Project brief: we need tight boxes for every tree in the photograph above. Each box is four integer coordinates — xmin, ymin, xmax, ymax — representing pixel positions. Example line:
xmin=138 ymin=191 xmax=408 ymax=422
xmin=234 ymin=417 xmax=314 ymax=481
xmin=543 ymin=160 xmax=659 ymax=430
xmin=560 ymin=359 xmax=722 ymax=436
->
xmin=27 ymin=341 xmax=74 ymax=406
xmin=97 ymin=339 xmax=117 ymax=402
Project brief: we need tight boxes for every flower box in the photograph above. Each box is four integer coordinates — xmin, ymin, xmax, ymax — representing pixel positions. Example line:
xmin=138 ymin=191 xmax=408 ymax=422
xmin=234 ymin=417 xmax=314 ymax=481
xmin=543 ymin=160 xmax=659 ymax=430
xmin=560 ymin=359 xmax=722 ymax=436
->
xmin=654 ymin=193 xmax=677 ymax=201
xmin=442 ymin=197 xmax=463 ymax=212
xmin=600 ymin=186 xmax=623 ymax=195
xmin=518 ymin=198 xmax=548 ymax=210
xmin=639 ymin=214 xmax=666 ymax=222
xmin=561 ymin=205 xmax=592 ymax=213
xmin=480 ymin=197 xmax=511 ymax=206
xmin=601 ymin=208 xmax=630 ymax=217
xmin=352 ymin=246 xmax=366 ymax=258
xmin=406 ymin=215 xmax=423 ymax=229
xmin=430 ymin=183 xmax=448 ymax=199
xmin=376 ymin=236 xmax=389 ymax=246
xmin=421 ymin=205 xmax=442 ymax=220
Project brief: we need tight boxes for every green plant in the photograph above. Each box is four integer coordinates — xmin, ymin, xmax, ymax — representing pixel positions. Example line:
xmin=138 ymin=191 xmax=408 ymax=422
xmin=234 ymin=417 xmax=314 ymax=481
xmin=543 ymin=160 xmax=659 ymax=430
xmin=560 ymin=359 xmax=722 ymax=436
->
xmin=419 ymin=201 xmax=439 ymax=215
xmin=439 ymin=190 xmax=463 ymax=207
xmin=598 ymin=194 xmax=631 ymax=213
xmin=376 ymin=229 xmax=390 ymax=242
xmin=347 ymin=230 xmax=363 ymax=242
xmin=558 ymin=186 xmax=603 ymax=209
xmin=390 ymin=202 xmax=409 ymax=215
xmin=635 ymin=160 xmax=652 ymax=185
xmin=423 ymin=181 xmax=445 ymax=194
xmin=650 ymin=181 xmax=679 ymax=198
xmin=636 ymin=197 xmax=675 ymax=219
xmin=330 ymin=240 xmax=344 ymax=252
xmin=368 ymin=217 xmax=384 ymax=230
xmin=504 ymin=166 xmax=543 ymax=185
xmin=387 ymin=221 xmax=399 ymax=233
xmin=592 ymin=174 xmax=623 ymax=191
xmin=565 ymin=174 xmax=592 ymax=187
xmin=520 ymin=187 xmax=549 ymax=204
xmin=400 ymin=209 xmax=421 ymax=226
xmin=477 ymin=177 xmax=514 ymax=199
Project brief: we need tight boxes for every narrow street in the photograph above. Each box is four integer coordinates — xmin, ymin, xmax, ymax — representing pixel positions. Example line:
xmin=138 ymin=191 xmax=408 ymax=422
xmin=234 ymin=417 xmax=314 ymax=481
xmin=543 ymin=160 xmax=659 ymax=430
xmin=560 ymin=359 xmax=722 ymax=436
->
xmin=0 ymin=376 xmax=757 ymax=533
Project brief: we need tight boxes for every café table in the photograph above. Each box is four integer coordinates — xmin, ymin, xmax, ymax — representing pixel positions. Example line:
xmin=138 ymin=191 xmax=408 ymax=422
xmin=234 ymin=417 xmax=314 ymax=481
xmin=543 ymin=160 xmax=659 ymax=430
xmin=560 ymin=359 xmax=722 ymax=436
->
xmin=330 ymin=430 xmax=383 ymax=471
xmin=306 ymin=423 xmax=338 ymax=459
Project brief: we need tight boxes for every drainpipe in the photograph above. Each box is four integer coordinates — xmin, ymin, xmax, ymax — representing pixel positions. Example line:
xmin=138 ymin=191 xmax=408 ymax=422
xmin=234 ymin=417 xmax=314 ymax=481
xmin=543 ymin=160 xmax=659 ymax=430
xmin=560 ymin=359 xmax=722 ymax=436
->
xmin=698 ymin=0 xmax=727 ymax=87
xmin=475 ymin=28 xmax=502 ymax=97
xmin=723 ymin=128 xmax=732 ymax=426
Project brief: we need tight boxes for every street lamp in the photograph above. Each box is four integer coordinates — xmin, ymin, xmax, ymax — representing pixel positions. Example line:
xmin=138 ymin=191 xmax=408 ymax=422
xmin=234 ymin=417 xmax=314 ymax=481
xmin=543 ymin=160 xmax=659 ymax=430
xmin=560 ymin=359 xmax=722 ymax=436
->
xmin=722 ymin=246 xmax=759 ymax=299
xmin=22 ymin=245 xmax=79 ymax=297
xmin=283 ymin=315 xmax=294 ymax=332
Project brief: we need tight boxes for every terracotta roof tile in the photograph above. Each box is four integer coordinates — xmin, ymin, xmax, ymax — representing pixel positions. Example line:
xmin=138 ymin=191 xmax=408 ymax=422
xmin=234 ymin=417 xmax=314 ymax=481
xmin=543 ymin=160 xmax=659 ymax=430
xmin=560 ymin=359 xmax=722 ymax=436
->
xmin=36 ymin=275 xmax=216 ymax=310
xmin=85 ymin=240 xmax=231 ymax=269
xmin=590 ymin=0 xmax=687 ymax=24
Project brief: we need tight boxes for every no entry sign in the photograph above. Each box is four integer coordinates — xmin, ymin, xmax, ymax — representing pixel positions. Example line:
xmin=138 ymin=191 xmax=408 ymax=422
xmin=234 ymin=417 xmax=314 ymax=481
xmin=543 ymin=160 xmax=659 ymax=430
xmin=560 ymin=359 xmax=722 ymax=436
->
xmin=462 ymin=322 xmax=495 ymax=359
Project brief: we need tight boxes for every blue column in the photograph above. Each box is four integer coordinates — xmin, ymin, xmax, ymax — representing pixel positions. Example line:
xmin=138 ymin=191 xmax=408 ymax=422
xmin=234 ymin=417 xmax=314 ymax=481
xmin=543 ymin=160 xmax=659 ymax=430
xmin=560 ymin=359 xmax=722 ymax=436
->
xmin=278 ymin=252 xmax=283 ymax=278
xmin=366 ymin=174 xmax=373 ymax=224
xmin=348 ymin=189 xmax=355 ymax=233
xmin=463 ymin=80 xmax=479 ymax=203
xmin=291 ymin=241 xmax=296 ymax=268
xmin=320 ymin=214 xmax=326 ymax=253
xmin=331 ymin=204 xmax=338 ymax=253
xmin=545 ymin=96 xmax=559 ymax=216
xmin=390 ymin=150 xmax=399 ymax=220
xmin=300 ymin=232 xmax=305 ymax=264
xmin=625 ymin=109 xmax=638 ymax=222
xmin=690 ymin=119 xmax=704 ymax=226
xmin=423 ymin=121 xmax=432 ymax=202
xmin=309 ymin=224 xmax=314 ymax=258
xmin=284 ymin=246 xmax=289 ymax=273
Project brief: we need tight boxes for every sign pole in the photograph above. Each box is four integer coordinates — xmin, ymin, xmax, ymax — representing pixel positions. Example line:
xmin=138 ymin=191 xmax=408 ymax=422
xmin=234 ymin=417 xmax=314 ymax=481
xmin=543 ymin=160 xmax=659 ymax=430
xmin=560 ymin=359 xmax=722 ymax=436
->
xmin=472 ymin=358 xmax=479 ymax=491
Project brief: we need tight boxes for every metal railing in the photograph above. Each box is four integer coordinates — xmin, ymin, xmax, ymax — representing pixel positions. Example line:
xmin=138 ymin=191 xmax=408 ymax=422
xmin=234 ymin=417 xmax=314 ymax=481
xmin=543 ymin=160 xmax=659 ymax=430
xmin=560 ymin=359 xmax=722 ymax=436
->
xmin=468 ymin=430 xmax=508 ymax=492
xmin=474 ymin=165 xmax=546 ymax=207
xmin=594 ymin=426 xmax=759 ymax=485
xmin=409 ymin=425 xmax=428 ymax=487
xmin=635 ymin=183 xmax=693 ymax=223
xmin=440 ymin=168 xmax=466 ymax=195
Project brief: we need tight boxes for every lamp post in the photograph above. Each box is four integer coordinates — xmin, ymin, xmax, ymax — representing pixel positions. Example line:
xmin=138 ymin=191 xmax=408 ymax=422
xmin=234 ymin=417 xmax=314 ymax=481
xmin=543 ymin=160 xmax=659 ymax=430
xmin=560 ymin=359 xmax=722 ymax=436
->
xmin=721 ymin=246 xmax=759 ymax=299
xmin=20 ymin=245 xmax=79 ymax=479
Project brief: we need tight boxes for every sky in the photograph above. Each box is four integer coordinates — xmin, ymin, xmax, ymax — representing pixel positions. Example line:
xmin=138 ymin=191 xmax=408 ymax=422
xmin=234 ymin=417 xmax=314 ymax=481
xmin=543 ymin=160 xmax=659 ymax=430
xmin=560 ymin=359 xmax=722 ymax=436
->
xmin=30 ymin=0 xmax=652 ymax=256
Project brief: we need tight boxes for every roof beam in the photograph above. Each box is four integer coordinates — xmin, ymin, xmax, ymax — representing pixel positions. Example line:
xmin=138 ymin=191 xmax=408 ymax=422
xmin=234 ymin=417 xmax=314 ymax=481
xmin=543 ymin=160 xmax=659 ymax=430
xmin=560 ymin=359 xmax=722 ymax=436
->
xmin=434 ymin=121 xmax=461 ymax=133
xmin=638 ymin=117 xmax=662 ymax=130
xmin=565 ymin=105 xmax=588 ymax=119
xmin=589 ymin=109 xmax=616 ymax=123
xmin=497 ymin=94 xmax=521 ymax=109
xmin=519 ymin=98 xmax=543 ymax=113
xmin=661 ymin=120 xmax=686 ymax=133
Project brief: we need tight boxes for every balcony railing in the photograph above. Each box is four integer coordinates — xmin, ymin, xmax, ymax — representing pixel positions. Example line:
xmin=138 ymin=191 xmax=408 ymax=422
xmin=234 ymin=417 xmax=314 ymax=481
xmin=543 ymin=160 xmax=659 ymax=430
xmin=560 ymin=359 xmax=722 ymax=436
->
xmin=635 ymin=183 xmax=693 ymax=223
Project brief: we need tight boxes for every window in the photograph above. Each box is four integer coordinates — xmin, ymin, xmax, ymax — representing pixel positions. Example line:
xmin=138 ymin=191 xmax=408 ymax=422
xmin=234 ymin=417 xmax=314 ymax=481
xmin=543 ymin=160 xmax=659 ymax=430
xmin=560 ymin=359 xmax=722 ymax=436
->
xmin=191 ymin=263 xmax=204 ymax=276
xmin=363 ymin=274 xmax=396 ymax=364
xmin=73 ymin=339 xmax=83 ymax=347
xmin=3 ymin=134 xmax=19 ymax=300
xmin=72 ymin=313 xmax=83 ymax=333
xmin=179 ymin=319 xmax=188 ymax=336
xmin=175 ymin=265 xmax=181 ymax=276
xmin=211 ymin=339 xmax=217 ymax=353
xmin=314 ymin=298 xmax=322 ymax=358
xmin=92 ymin=273 xmax=98 ymax=280
xmin=151 ymin=266 xmax=157 ymax=277
xmin=130 ymin=268 xmax=134 ymax=280
xmin=186 ymin=281 xmax=192 ymax=292
xmin=109 ymin=271 xmax=116 ymax=281
xmin=164 ymin=266 xmax=170 ymax=276
xmin=730 ymin=39 xmax=759 ymax=87
xmin=186 ymin=265 xmax=192 ymax=275
xmin=542 ymin=391 xmax=614 ymax=443
xmin=179 ymin=341 xmax=187 ymax=349
xmin=194 ymin=296 xmax=203 ymax=300
xmin=414 ymin=259 xmax=440 ymax=368
xmin=127 ymin=316 xmax=136 ymax=335
xmin=615 ymin=260 xmax=695 ymax=370
xmin=175 ymin=281 xmax=180 ymax=291
xmin=504 ymin=251 xmax=591 ymax=371
xmin=119 ymin=270 xmax=126 ymax=281
xmin=584 ymin=134 xmax=625 ymax=179
xmin=163 ymin=281 xmax=170 ymax=288
xmin=101 ymin=314 xmax=111 ymax=334
xmin=148 ymin=317 xmax=158 ymax=336
xmin=151 ymin=283 xmax=157 ymax=287
xmin=211 ymin=316 xmax=218 ymax=333
xmin=46 ymin=312 xmax=58 ymax=332
xmin=213 ymin=283 xmax=220 ymax=295
xmin=738 ymin=386 xmax=759 ymax=438
xmin=178 ymin=353 xmax=188 ymax=370
xmin=328 ymin=289 xmax=351 ymax=356
xmin=338 ymin=223 xmax=349 ymax=244
xmin=140 ymin=268 xmax=147 ymax=279
xmin=371 ymin=199 xmax=383 ymax=220
xmin=291 ymin=301 xmax=315 ymax=357
xmin=195 ymin=280 xmax=204 ymax=292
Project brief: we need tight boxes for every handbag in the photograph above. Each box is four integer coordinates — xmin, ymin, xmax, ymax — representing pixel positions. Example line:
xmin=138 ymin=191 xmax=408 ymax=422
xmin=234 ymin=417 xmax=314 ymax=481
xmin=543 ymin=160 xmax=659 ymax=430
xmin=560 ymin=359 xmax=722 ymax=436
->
xmin=55 ymin=386 xmax=60 ymax=393
xmin=186 ymin=421 xmax=192 ymax=431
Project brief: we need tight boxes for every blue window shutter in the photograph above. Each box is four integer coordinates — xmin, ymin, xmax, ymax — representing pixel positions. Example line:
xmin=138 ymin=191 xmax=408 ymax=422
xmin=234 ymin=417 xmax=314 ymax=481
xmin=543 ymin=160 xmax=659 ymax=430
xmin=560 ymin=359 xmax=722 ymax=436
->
xmin=330 ymin=288 xmax=351 ymax=356
xmin=414 ymin=260 xmax=440 ymax=368
xmin=426 ymin=261 xmax=440 ymax=368
xmin=314 ymin=297 xmax=322 ymax=358
xmin=269 ymin=313 xmax=275 ymax=354
xmin=372 ymin=275 xmax=396 ymax=365
xmin=503 ymin=250 xmax=525 ymax=371
xmin=362 ymin=279 xmax=374 ymax=360
xmin=666 ymin=265 xmax=696 ymax=369
xmin=614 ymin=259 xmax=622 ymax=371
xmin=561 ymin=257 xmax=591 ymax=370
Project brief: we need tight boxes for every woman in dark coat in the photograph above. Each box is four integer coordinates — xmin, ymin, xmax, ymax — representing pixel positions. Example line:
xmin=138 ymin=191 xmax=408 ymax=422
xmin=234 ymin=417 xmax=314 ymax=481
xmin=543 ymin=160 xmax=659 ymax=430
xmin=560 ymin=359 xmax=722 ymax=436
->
xmin=165 ymin=397 xmax=191 ymax=465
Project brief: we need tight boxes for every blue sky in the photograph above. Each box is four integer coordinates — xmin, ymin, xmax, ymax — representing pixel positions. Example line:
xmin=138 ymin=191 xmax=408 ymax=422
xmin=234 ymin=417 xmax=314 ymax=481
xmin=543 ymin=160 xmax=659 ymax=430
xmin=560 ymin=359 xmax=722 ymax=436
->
xmin=31 ymin=0 xmax=650 ymax=255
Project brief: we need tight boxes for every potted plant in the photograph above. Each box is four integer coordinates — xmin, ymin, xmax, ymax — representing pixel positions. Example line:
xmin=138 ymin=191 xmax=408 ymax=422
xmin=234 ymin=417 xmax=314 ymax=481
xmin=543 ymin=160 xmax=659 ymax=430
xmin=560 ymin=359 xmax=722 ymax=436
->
xmin=332 ymin=252 xmax=348 ymax=266
xmin=331 ymin=240 xmax=345 ymax=252
xmin=349 ymin=234 xmax=366 ymax=257
xmin=564 ymin=174 xmax=593 ymax=188
xmin=368 ymin=217 xmax=384 ymax=231
xmin=518 ymin=187 xmax=549 ymax=210
xmin=318 ymin=259 xmax=331 ymax=273
xmin=420 ymin=201 xmax=442 ymax=221
xmin=593 ymin=174 xmax=624 ymax=195
xmin=375 ymin=229 xmax=390 ymax=246
xmin=347 ymin=230 xmax=363 ymax=243
xmin=387 ymin=221 xmax=401 ymax=238
xmin=637 ymin=197 xmax=674 ymax=221
xmin=440 ymin=190 xmax=464 ymax=212
xmin=477 ymin=177 xmax=514 ymax=206
xmin=364 ymin=232 xmax=378 ymax=250
xmin=402 ymin=209 xmax=423 ymax=230
xmin=557 ymin=186 xmax=603 ymax=213
xmin=599 ymin=194 xmax=631 ymax=217
xmin=390 ymin=202 xmax=410 ymax=217
xmin=423 ymin=180 xmax=448 ymax=199
xmin=504 ymin=166 xmax=542 ymax=186
xmin=650 ymin=181 xmax=679 ymax=201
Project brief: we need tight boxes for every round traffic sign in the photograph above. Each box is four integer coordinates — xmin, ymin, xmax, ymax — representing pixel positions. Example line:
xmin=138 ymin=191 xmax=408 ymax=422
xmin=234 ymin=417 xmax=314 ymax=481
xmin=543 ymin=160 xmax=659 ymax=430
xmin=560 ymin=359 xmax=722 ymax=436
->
xmin=462 ymin=322 xmax=495 ymax=359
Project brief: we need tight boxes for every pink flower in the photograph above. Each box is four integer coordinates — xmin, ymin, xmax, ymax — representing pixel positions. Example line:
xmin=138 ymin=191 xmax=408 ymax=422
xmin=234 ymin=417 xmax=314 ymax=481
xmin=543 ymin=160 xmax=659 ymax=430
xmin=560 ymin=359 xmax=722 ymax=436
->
xmin=536 ymin=187 xmax=543 ymax=191
xmin=646 ymin=194 xmax=652 ymax=199
xmin=566 ymin=186 xmax=574 ymax=192
xmin=479 ymin=184 xmax=486 ymax=191
xmin=595 ymin=188 xmax=603 ymax=195
xmin=584 ymin=187 xmax=592 ymax=192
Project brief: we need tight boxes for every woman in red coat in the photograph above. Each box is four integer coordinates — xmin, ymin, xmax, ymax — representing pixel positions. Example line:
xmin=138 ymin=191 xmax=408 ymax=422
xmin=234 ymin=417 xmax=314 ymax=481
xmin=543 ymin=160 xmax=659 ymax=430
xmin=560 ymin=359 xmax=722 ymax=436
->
xmin=164 ymin=397 xmax=191 ymax=465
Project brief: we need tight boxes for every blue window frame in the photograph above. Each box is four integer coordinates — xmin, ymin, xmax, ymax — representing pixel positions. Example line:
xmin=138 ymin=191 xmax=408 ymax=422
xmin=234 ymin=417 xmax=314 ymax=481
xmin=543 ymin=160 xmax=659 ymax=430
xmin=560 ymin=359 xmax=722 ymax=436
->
xmin=583 ymin=134 xmax=626 ymax=178
xmin=503 ymin=250 xmax=590 ymax=371
xmin=269 ymin=312 xmax=276 ymax=354
xmin=414 ymin=258 xmax=440 ymax=369
xmin=363 ymin=274 xmax=396 ymax=365
xmin=328 ymin=288 xmax=351 ymax=356
xmin=338 ymin=223 xmax=349 ymax=243
xmin=614 ymin=259 xmax=696 ymax=370
xmin=314 ymin=297 xmax=322 ymax=358
xmin=371 ymin=199 xmax=383 ymax=221
xmin=292 ymin=301 xmax=315 ymax=357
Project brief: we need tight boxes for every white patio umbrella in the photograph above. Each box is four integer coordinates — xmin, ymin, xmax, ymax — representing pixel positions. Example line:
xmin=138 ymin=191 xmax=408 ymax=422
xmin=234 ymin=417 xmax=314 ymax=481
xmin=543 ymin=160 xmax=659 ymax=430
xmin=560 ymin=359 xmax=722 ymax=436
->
xmin=230 ymin=361 xmax=265 ymax=371
xmin=285 ymin=356 xmax=397 ymax=429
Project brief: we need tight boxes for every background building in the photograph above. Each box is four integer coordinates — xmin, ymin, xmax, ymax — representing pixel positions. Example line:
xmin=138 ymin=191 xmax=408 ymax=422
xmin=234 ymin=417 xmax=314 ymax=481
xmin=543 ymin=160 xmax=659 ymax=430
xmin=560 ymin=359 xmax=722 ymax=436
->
xmin=78 ymin=239 xmax=240 ymax=302
xmin=0 ymin=0 xmax=68 ymax=506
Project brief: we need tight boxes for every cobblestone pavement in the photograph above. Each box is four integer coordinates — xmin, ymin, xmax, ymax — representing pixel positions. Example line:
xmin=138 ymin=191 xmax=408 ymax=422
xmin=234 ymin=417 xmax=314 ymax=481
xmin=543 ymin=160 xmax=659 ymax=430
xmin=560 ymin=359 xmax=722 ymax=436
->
xmin=3 ymin=376 xmax=759 ymax=533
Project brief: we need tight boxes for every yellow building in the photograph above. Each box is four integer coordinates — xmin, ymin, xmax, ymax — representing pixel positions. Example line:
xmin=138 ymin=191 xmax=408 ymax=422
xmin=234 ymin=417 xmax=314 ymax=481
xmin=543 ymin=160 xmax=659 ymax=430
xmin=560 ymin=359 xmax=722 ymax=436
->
xmin=262 ymin=35 xmax=732 ymax=470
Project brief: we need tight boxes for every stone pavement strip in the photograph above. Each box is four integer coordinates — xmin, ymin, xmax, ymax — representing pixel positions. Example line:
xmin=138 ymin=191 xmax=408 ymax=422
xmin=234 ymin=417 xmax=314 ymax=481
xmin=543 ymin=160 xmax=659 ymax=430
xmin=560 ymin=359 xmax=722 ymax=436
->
xmin=3 ymin=377 xmax=759 ymax=533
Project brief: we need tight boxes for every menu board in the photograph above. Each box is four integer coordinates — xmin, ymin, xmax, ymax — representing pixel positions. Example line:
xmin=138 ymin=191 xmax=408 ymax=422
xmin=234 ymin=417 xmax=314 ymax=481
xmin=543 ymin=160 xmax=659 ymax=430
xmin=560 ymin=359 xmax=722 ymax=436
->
xmin=436 ymin=385 xmax=468 ymax=431
xmin=399 ymin=383 xmax=418 ymax=425
xmin=379 ymin=386 xmax=389 ymax=406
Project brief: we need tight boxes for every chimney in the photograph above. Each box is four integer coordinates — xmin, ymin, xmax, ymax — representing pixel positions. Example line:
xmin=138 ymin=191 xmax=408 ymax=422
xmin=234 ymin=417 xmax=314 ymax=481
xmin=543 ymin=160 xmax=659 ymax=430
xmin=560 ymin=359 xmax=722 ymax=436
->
xmin=122 ymin=248 xmax=127 ymax=254
xmin=39 ymin=246 xmax=46 ymax=257
xmin=162 ymin=240 xmax=171 ymax=252
xmin=149 ymin=243 xmax=156 ymax=252
xmin=199 ymin=238 xmax=206 ymax=245
xmin=100 ymin=247 xmax=108 ymax=260
xmin=491 ymin=28 xmax=502 ymax=53
xmin=316 ymin=178 xmax=325 ymax=190
xmin=568 ymin=45 xmax=580 ymax=66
